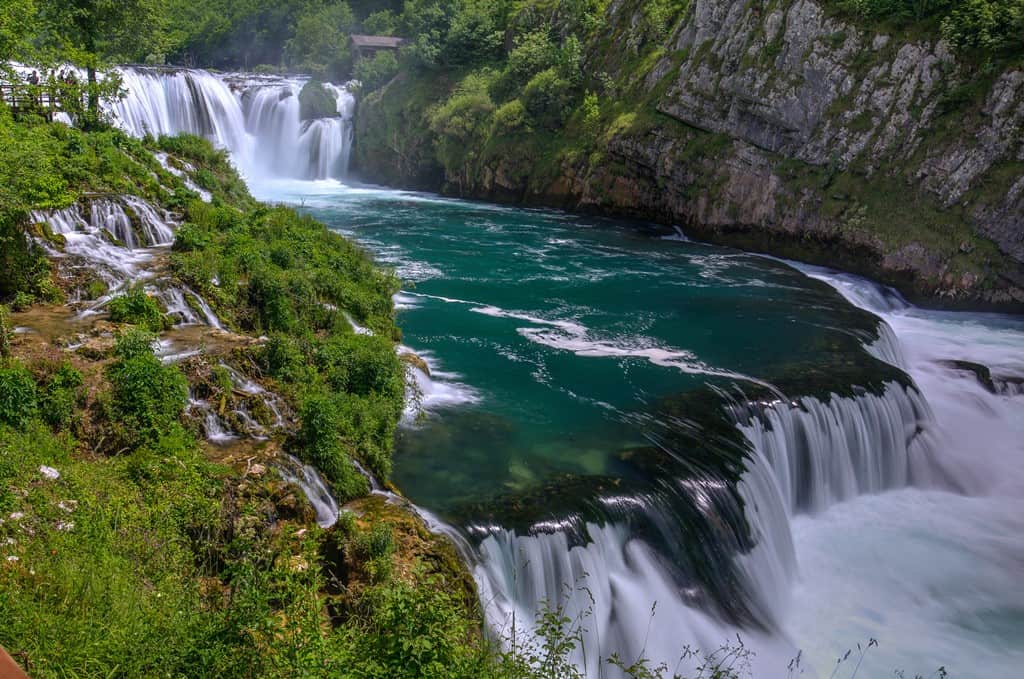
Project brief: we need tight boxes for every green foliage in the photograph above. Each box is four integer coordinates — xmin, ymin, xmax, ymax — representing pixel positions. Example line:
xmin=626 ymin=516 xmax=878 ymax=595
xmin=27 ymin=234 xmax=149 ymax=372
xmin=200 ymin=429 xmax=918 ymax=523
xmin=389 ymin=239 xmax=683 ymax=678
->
xmin=296 ymin=393 xmax=370 ymax=500
xmin=830 ymin=0 xmax=1023 ymax=56
xmin=103 ymin=328 xmax=189 ymax=451
xmin=285 ymin=2 xmax=356 ymax=77
xmin=491 ymin=30 xmax=559 ymax=103
xmin=941 ymin=0 xmax=1024 ymax=50
xmin=354 ymin=50 xmax=400 ymax=92
xmin=299 ymin=80 xmax=340 ymax=121
xmin=107 ymin=285 xmax=168 ymax=331
xmin=39 ymin=361 xmax=84 ymax=430
xmin=521 ymin=68 xmax=573 ymax=129
xmin=429 ymin=71 xmax=496 ymax=179
xmin=491 ymin=98 xmax=530 ymax=136
xmin=331 ymin=575 xmax=493 ymax=678
xmin=0 ymin=361 xmax=38 ymax=429
xmin=363 ymin=9 xmax=400 ymax=34
xmin=0 ymin=0 xmax=35 ymax=61
xmin=0 ymin=305 xmax=11 ymax=359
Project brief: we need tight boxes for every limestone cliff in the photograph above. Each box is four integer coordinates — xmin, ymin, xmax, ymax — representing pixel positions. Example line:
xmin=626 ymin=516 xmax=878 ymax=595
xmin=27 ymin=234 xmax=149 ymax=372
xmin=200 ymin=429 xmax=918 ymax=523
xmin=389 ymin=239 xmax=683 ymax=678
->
xmin=355 ymin=0 xmax=1024 ymax=311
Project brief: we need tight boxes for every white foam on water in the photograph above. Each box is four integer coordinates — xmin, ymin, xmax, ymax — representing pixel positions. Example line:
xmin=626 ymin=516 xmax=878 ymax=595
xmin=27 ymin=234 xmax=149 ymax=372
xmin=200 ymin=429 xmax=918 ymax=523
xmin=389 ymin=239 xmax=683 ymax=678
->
xmin=776 ymin=262 xmax=1024 ymax=677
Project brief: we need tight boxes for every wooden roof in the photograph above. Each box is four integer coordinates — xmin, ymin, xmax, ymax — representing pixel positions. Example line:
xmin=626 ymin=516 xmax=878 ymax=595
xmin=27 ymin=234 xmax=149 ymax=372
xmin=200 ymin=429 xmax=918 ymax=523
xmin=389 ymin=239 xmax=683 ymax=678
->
xmin=349 ymin=35 xmax=405 ymax=49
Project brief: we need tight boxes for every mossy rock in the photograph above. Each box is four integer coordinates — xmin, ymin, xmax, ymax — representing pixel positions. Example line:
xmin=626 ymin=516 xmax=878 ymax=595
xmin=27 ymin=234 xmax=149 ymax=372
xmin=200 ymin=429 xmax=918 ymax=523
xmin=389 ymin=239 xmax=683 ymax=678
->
xmin=299 ymin=81 xmax=338 ymax=122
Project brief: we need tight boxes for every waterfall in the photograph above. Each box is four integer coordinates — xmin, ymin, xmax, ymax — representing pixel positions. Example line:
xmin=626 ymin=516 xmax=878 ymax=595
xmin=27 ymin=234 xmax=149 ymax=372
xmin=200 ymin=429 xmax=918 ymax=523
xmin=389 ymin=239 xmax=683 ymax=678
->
xmin=30 ymin=197 xmax=168 ymax=290
xmin=471 ymin=377 xmax=943 ymax=677
xmin=109 ymin=67 xmax=356 ymax=180
xmin=279 ymin=454 xmax=341 ymax=528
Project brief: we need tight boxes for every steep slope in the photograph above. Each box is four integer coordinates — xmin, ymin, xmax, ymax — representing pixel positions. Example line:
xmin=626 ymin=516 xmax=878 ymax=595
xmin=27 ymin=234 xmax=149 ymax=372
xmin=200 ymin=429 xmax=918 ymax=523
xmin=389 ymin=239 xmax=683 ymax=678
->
xmin=355 ymin=0 xmax=1024 ymax=310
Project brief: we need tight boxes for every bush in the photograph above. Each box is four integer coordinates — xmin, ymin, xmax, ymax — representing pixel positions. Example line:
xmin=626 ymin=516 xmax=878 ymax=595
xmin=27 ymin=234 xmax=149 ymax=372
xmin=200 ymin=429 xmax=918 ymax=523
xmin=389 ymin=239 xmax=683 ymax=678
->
xmin=354 ymin=51 xmax=400 ymax=93
xmin=40 ymin=361 xmax=84 ymax=430
xmin=522 ymin=68 xmax=574 ymax=129
xmin=260 ymin=333 xmax=307 ymax=382
xmin=491 ymin=99 xmax=530 ymax=136
xmin=107 ymin=286 xmax=168 ymax=331
xmin=490 ymin=31 xmax=558 ymax=102
xmin=296 ymin=393 xmax=370 ymax=501
xmin=0 ymin=361 xmax=38 ymax=429
xmin=103 ymin=329 xmax=189 ymax=450
xmin=941 ymin=0 xmax=1024 ymax=51
xmin=0 ymin=304 xmax=11 ymax=358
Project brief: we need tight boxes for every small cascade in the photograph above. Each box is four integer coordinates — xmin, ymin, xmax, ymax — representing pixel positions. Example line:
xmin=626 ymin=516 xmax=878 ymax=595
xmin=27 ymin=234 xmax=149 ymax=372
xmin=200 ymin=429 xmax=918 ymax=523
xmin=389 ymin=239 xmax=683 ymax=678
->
xmin=110 ymin=67 xmax=356 ymax=180
xmin=122 ymin=195 xmax=175 ymax=246
xmin=186 ymin=287 xmax=223 ymax=330
xmin=155 ymin=287 xmax=202 ymax=326
xmin=30 ymin=202 xmax=155 ymax=289
xmin=278 ymin=455 xmax=340 ymax=528
xmin=188 ymin=398 xmax=237 ymax=444
xmin=88 ymin=199 xmax=137 ymax=248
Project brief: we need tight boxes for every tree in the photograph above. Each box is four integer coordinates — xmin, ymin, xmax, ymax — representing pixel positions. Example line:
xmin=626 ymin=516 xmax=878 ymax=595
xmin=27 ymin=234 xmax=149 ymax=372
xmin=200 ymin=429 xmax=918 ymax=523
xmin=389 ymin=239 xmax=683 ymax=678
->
xmin=285 ymin=1 xmax=357 ymax=77
xmin=0 ymin=0 xmax=35 ymax=62
xmin=38 ymin=0 xmax=168 ymax=121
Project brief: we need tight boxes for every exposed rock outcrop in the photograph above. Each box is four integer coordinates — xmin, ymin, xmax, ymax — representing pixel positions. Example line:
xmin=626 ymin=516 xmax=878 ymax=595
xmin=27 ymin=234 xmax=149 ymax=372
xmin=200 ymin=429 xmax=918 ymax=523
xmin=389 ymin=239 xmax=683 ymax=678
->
xmin=354 ymin=0 xmax=1024 ymax=311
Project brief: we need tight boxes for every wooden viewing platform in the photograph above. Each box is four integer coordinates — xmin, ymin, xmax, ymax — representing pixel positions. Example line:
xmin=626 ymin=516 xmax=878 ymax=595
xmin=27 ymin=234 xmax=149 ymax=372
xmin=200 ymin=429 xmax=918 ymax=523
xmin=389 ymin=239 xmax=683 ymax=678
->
xmin=0 ymin=83 xmax=67 ymax=121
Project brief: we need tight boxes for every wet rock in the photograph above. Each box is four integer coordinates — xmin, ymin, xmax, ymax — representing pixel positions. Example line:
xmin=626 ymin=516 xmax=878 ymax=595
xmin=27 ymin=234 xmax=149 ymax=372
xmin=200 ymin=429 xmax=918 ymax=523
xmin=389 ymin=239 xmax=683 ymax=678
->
xmin=399 ymin=351 xmax=431 ymax=377
xmin=936 ymin=359 xmax=998 ymax=393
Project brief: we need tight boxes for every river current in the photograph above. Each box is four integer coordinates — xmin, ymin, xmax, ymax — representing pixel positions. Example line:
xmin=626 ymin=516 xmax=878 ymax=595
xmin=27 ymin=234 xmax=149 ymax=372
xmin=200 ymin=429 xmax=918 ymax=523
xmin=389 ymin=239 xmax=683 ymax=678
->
xmin=251 ymin=179 xmax=1024 ymax=679
xmin=92 ymin=67 xmax=1024 ymax=677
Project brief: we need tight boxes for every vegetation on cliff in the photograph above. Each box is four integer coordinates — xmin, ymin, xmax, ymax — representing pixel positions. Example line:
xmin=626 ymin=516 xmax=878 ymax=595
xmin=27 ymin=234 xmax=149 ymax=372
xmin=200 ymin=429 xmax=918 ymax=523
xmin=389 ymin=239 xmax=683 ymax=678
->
xmin=348 ymin=0 xmax=1024 ymax=310
xmin=0 ymin=97 xmax=500 ymax=675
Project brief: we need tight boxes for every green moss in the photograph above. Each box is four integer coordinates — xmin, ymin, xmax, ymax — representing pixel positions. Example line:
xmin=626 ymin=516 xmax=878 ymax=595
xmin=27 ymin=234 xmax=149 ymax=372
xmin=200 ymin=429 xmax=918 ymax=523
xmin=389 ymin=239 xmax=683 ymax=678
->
xmin=298 ymin=80 xmax=338 ymax=121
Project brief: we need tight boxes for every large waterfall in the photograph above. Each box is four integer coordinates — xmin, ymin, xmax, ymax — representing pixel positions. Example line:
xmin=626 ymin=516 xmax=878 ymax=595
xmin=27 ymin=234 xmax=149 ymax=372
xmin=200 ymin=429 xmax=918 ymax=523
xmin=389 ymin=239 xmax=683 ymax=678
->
xmin=107 ymin=67 xmax=355 ymax=180
xmin=62 ymin=72 xmax=1021 ymax=676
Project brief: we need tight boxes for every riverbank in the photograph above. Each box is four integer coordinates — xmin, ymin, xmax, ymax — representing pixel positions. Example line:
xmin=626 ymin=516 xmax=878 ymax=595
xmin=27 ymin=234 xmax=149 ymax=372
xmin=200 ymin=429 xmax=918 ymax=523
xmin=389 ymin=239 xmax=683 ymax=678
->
xmin=352 ymin=0 xmax=1024 ymax=314
xmin=0 ymin=110 xmax=497 ymax=677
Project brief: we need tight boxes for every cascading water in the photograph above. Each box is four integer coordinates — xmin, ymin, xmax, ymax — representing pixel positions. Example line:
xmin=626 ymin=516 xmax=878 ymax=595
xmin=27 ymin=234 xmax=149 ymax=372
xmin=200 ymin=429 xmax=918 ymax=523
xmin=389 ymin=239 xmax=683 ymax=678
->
xmin=279 ymin=455 xmax=341 ymax=528
xmin=109 ymin=67 xmax=356 ymax=180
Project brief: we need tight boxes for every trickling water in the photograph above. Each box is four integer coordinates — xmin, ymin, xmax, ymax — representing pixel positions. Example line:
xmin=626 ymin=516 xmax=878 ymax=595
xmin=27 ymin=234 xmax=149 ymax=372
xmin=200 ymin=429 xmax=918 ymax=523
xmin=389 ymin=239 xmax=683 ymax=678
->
xmin=279 ymin=454 xmax=340 ymax=528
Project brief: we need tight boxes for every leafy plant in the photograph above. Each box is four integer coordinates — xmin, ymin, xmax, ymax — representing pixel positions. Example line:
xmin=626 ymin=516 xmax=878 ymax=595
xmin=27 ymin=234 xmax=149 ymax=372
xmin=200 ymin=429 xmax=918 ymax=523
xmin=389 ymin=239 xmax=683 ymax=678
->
xmin=0 ymin=361 xmax=38 ymax=429
xmin=107 ymin=285 xmax=168 ymax=331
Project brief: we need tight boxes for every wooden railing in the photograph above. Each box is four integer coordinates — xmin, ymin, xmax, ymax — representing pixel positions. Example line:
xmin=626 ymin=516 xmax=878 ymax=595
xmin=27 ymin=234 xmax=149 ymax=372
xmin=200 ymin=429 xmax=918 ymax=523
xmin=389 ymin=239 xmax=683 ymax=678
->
xmin=0 ymin=83 xmax=72 ymax=121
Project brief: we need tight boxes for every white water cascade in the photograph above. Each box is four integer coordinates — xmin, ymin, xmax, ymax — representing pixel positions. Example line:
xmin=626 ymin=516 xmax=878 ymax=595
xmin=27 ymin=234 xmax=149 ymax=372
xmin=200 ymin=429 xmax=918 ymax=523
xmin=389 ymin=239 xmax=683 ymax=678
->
xmin=108 ymin=68 xmax=356 ymax=180
xmin=473 ymin=376 xmax=947 ymax=677
xmin=30 ymin=197 xmax=174 ymax=289
xmin=279 ymin=455 xmax=341 ymax=528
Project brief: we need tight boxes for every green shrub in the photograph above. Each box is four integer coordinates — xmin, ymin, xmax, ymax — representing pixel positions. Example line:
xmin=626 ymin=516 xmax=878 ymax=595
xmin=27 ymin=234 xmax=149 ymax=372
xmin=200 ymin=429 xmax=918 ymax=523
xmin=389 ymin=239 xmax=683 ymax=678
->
xmin=11 ymin=291 xmax=34 ymax=311
xmin=296 ymin=393 xmax=369 ymax=501
xmin=522 ymin=68 xmax=574 ymax=129
xmin=107 ymin=286 xmax=168 ymax=331
xmin=490 ymin=30 xmax=558 ymax=102
xmin=103 ymin=329 xmax=189 ymax=450
xmin=0 ymin=361 xmax=38 ymax=429
xmin=491 ymin=99 xmax=530 ymax=136
xmin=354 ymin=51 xmax=400 ymax=93
xmin=941 ymin=0 xmax=1024 ymax=50
xmin=0 ymin=304 xmax=11 ymax=358
xmin=40 ymin=361 xmax=84 ymax=430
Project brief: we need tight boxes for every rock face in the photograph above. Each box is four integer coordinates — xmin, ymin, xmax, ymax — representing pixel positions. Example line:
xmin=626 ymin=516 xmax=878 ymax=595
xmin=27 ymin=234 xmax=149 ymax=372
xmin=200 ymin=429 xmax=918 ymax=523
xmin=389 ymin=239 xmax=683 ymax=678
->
xmin=355 ymin=0 xmax=1024 ymax=311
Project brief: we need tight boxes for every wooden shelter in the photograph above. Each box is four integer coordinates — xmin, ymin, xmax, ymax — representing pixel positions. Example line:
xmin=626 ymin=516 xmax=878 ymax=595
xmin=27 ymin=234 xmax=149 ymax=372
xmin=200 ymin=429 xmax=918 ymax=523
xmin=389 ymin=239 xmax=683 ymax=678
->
xmin=349 ymin=35 xmax=405 ymax=62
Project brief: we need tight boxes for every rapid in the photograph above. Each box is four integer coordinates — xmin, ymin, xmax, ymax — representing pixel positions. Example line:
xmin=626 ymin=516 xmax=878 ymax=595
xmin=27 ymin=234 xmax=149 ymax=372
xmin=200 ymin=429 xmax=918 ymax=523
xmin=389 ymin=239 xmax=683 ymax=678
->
xmin=38 ymin=67 xmax=1024 ymax=678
